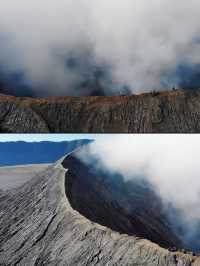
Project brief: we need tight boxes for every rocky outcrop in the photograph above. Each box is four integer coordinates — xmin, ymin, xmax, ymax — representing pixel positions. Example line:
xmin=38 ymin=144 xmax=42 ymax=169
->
xmin=0 ymin=152 xmax=199 ymax=265
xmin=1 ymin=89 xmax=200 ymax=132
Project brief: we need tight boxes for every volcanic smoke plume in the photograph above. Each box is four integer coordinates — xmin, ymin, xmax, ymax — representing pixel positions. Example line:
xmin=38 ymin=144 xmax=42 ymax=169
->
xmin=0 ymin=0 xmax=200 ymax=96
xmin=77 ymin=135 xmax=200 ymax=251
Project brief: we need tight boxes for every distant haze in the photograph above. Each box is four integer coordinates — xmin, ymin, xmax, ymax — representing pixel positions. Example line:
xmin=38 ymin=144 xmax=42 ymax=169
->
xmin=0 ymin=1 xmax=200 ymax=96
xmin=0 ymin=140 xmax=91 ymax=166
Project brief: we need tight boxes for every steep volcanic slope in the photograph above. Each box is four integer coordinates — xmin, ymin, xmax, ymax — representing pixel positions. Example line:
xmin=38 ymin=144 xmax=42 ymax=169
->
xmin=0 ymin=152 xmax=199 ymax=265
xmin=63 ymin=155 xmax=182 ymax=250
xmin=0 ymin=89 xmax=200 ymax=132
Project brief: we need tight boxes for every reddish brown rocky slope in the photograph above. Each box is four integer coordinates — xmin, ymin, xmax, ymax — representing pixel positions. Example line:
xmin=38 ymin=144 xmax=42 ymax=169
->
xmin=0 ymin=89 xmax=200 ymax=132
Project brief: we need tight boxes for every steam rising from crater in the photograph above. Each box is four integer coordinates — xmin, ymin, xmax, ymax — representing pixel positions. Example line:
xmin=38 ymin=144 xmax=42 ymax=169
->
xmin=78 ymin=135 xmax=200 ymax=250
xmin=0 ymin=1 xmax=200 ymax=95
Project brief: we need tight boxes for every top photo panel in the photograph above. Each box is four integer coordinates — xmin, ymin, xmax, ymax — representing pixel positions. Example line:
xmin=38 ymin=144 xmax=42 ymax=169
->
xmin=0 ymin=0 xmax=200 ymax=133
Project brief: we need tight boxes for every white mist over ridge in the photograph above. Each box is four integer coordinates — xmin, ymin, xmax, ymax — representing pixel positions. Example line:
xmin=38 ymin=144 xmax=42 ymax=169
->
xmin=0 ymin=0 xmax=200 ymax=95
xmin=78 ymin=135 xmax=200 ymax=226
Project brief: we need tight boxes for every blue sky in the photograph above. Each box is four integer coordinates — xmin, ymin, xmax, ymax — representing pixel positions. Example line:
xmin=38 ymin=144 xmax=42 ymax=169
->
xmin=0 ymin=134 xmax=105 ymax=142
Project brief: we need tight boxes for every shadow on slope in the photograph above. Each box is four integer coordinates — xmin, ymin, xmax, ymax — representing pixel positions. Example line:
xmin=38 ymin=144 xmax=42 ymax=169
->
xmin=62 ymin=154 xmax=183 ymax=250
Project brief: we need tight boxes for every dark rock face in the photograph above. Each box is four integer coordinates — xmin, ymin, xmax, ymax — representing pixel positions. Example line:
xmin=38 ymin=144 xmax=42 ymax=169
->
xmin=63 ymin=154 xmax=182 ymax=250
xmin=1 ymin=89 xmax=200 ymax=132
xmin=0 ymin=152 xmax=199 ymax=265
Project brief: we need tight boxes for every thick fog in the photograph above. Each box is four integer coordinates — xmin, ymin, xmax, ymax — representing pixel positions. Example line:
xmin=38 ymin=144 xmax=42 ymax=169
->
xmin=0 ymin=0 xmax=200 ymax=95
xmin=78 ymin=135 xmax=200 ymax=249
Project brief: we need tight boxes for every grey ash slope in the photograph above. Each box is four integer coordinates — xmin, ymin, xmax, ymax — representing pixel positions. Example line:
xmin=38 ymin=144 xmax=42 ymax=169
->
xmin=0 ymin=152 xmax=199 ymax=265
xmin=0 ymin=164 xmax=50 ymax=190
xmin=1 ymin=89 xmax=200 ymax=133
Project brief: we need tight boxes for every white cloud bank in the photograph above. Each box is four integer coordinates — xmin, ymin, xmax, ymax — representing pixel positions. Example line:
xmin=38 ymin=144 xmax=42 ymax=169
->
xmin=78 ymin=135 xmax=200 ymax=225
xmin=0 ymin=0 xmax=200 ymax=95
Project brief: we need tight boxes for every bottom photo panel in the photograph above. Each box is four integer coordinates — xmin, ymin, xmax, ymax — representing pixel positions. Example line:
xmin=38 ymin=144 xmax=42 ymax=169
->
xmin=0 ymin=134 xmax=200 ymax=266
